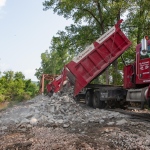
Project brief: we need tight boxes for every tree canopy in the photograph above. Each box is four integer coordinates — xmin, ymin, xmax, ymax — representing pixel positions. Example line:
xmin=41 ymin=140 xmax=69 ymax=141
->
xmin=35 ymin=0 xmax=150 ymax=85
xmin=0 ymin=71 xmax=38 ymax=103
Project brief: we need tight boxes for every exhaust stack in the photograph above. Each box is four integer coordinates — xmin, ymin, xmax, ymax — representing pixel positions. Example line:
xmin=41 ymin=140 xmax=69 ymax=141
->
xmin=141 ymin=37 xmax=148 ymax=56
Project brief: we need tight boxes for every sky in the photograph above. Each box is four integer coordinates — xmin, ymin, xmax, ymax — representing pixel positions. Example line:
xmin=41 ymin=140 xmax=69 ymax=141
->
xmin=0 ymin=0 xmax=73 ymax=81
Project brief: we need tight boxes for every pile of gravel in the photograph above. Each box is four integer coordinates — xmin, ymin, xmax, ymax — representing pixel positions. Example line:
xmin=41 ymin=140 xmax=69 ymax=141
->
xmin=0 ymin=90 xmax=127 ymax=129
xmin=0 ymin=89 xmax=150 ymax=150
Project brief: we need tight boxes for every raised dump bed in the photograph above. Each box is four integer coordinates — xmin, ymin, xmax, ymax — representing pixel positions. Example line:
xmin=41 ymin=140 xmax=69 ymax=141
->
xmin=65 ymin=20 xmax=132 ymax=96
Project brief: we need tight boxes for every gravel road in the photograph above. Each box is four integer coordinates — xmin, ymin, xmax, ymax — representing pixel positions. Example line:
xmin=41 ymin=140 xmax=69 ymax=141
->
xmin=0 ymin=91 xmax=150 ymax=150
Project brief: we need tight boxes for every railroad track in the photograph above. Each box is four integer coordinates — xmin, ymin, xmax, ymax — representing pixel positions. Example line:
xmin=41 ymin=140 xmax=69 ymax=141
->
xmin=108 ymin=108 xmax=150 ymax=122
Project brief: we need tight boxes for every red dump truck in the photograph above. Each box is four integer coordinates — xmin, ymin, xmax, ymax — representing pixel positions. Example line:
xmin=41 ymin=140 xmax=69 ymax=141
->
xmin=46 ymin=19 xmax=150 ymax=109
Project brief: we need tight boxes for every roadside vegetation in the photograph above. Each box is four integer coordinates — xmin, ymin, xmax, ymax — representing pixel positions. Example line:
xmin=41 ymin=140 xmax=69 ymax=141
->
xmin=0 ymin=71 xmax=38 ymax=103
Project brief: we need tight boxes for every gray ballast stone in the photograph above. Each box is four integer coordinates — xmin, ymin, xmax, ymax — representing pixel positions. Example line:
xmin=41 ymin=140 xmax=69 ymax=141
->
xmin=0 ymin=92 xmax=129 ymax=129
xmin=116 ymin=119 xmax=127 ymax=125
xmin=107 ymin=122 xmax=115 ymax=125
xmin=20 ymin=118 xmax=30 ymax=124
xmin=30 ymin=117 xmax=38 ymax=125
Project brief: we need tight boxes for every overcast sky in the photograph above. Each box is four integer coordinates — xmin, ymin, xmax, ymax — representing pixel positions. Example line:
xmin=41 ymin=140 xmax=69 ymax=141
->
xmin=0 ymin=0 xmax=73 ymax=81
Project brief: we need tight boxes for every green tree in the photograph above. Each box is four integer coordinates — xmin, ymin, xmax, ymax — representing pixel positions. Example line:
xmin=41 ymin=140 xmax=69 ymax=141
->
xmin=40 ymin=0 xmax=149 ymax=85
xmin=42 ymin=0 xmax=133 ymax=84
xmin=24 ymin=79 xmax=38 ymax=97
xmin=14 ymin=71 xmax=25 ymax=80
xmin=0 ymin=71 xmax=38 ymax=103
xmin=124 ymin=0 xmax=150 ymax=44
xmin=35 ymin=31 xmax=74 ymax=79
xmin=3 ymin=71 xmax=14 ymax=82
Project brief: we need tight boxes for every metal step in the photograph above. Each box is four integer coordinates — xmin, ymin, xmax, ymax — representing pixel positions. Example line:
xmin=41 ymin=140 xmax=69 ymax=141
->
xmin=127 ymin=107 xmax=142 ymax=110
xmin=126 ymin=99 xmax=142 ymax=102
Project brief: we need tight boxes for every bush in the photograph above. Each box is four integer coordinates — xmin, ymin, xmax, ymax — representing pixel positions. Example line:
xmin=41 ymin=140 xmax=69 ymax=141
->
xmin=13 ymin=92 xmax=32 ymax=102
xmin=0 ymin=94 xmax=5 ymax=102
xmin=0 ymin=71 xmax=39 ymax=104
xmin=22 ymin=92 xmax=31 ymax=100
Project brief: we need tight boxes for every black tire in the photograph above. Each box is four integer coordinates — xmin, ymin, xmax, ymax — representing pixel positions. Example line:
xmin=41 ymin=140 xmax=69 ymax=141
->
xmin=48 ymin=91 xmax=53 ymax=97
xmin=85 ymin=90 xmax=93 ymax=106
xmin=48 ymin=92 xmax=53 ymax=97
xmin=93 ymin=91 xmax=106 ymax=109
xmin=100 ymin=100 xmax=106 ymax=109
xmin=93 ymin=91 xmax=100 ymax=108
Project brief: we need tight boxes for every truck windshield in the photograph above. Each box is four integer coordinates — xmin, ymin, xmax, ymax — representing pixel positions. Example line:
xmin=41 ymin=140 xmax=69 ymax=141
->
xmin=140 ymin=45 xmax=150 ymax=59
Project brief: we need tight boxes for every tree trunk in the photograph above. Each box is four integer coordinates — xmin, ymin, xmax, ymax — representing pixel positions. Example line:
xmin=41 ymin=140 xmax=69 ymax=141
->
xmin=112 ymin=5 xmax=120 ymax=85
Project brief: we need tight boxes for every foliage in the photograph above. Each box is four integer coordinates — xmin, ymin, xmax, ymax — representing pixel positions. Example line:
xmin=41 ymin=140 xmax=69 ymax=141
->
xmin=123 ymin=0 xmax=150 ymax=44
xmin=0 ymin=71 xmax=38 ymax=103
xmin=35 ymin=0 xmax=150 ymax=85
xmin=35 ymin=30 xmax=75 ymax=79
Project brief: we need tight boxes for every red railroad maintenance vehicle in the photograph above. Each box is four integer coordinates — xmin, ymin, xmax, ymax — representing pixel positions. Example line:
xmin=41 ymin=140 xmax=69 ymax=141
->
xmin=44 ymin=19 xmax=150 ymax=109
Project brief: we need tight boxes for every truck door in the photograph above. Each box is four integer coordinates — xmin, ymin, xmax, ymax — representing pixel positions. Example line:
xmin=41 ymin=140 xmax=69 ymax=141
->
xmin=137 ymin=45 xmax=150 ymax=83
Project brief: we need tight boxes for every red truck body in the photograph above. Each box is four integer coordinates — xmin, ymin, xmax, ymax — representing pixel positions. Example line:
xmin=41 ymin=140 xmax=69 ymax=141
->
xmin=65 ymin=20 xmax=131 ymax=96
xmin=46 ymin=67 xmax=67 ymax=93
xmin=124 ymin=40 xmax=150 ymax=89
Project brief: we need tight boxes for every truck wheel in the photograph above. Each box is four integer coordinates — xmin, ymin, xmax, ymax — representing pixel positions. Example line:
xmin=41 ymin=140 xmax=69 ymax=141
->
xmin=93 ymin=92 xmax=100 ymax=108
xmin=93 ymin=92 xmax=105 ymax=109
xmin=48 ymin=91 xmax=53 ymax=97
xmin=85 ymin=90 xmax=93 ymax=106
